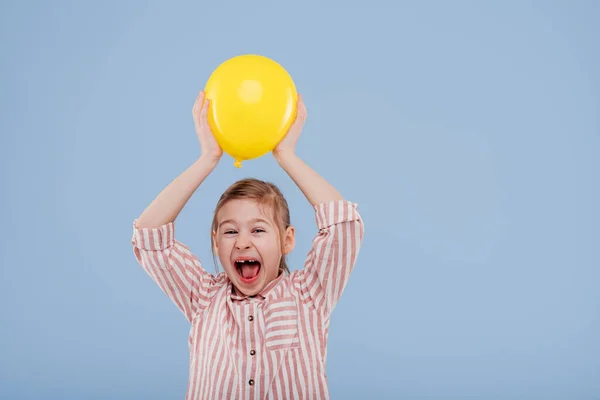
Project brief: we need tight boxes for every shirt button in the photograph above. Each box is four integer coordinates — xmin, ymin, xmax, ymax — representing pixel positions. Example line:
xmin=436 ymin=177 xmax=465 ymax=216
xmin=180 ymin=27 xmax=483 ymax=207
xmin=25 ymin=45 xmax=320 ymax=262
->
xmin=248 ymin=315 xmax=254 ymax=321
xmin=250 ymin=350 xmax=255 ymax=356
xmin=249 ymin=379 xmax=254 ymax=386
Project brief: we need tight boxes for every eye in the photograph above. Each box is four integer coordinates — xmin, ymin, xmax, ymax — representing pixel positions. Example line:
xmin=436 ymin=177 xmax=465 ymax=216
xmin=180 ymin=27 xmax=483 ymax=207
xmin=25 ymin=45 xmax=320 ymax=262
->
xmin=224 ymin=230 xmax=237 ymax=235
xmin=253 ymin=228 xmax=265 ymax=233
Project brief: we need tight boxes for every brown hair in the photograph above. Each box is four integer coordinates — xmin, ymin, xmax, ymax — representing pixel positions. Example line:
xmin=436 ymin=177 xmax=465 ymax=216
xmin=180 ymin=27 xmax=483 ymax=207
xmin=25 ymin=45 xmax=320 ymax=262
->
xmin=211 ymin=178 xmax=292 ymax=274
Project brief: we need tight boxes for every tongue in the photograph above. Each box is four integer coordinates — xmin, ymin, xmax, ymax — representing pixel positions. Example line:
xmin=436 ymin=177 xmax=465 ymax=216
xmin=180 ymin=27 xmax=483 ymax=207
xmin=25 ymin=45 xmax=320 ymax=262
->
xmin=241 ymin=264 xmax=259 ymax=279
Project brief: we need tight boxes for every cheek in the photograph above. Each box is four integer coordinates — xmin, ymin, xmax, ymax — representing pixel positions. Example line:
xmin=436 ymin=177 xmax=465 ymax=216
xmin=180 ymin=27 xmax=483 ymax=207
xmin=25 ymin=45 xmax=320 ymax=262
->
xmin=261 ymin=238 xmax=283 ymax=260
xmin=216 ymin=240 xmax=232 ymax=259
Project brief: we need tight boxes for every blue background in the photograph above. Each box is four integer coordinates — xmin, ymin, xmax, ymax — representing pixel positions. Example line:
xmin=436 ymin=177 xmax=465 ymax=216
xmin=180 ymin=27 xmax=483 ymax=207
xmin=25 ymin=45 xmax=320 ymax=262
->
xmin=1 ymin=1 xmax=599 ymax=399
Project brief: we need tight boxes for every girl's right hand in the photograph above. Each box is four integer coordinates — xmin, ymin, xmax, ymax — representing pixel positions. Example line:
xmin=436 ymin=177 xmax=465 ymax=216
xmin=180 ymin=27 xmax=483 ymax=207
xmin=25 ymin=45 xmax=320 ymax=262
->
xmin=192 ymin=90 xmax=223 ymax=162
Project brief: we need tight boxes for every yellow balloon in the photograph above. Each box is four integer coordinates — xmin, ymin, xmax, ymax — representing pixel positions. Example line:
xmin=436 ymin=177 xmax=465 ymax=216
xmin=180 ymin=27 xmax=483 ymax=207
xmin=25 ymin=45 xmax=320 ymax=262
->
xmin=204 ymin=54 xmax=298 ymax=168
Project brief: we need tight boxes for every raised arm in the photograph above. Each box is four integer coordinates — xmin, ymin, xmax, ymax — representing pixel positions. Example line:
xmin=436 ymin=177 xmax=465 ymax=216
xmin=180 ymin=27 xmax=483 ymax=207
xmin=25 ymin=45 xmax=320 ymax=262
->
xmin=136 ymin=90 xmax=222 ymax=229
xmin=131 ymin=90 xmax=225 ymax=322
xmin=274 ymin=95 xmax=364 ymax=315
xmin=272 ymin=95 xmax=343 ymax=207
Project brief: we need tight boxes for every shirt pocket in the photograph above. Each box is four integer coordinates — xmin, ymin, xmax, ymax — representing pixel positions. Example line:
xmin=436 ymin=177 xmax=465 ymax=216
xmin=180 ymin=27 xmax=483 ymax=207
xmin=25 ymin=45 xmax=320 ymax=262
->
xmin=263 ymin=297 xmax=300 ymax=351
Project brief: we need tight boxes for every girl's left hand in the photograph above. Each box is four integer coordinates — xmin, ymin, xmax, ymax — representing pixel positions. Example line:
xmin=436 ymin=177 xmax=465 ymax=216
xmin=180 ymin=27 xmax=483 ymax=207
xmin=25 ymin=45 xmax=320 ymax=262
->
xmin=273 ymin=94 xmax=307 ymax=157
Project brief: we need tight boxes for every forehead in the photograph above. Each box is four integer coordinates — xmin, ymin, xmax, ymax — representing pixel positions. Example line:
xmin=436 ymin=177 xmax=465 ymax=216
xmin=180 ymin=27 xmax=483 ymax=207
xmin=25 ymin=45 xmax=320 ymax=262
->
xmin=217 ymin=198 xmax=274 ymax=223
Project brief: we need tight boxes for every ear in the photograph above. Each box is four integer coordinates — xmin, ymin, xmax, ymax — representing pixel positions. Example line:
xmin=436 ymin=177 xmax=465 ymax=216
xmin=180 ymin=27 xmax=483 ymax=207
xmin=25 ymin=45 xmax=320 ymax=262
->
xmin=282 ymin=226 xmax=296 ymax=255
xmin=212 ymin=231 xmax=218 ymax=251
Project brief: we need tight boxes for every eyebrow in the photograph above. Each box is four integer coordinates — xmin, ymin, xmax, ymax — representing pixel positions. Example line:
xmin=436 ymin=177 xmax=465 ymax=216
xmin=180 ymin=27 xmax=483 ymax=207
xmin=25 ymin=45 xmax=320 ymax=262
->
xmin=218 ymin=218 xmax=272 ymax=229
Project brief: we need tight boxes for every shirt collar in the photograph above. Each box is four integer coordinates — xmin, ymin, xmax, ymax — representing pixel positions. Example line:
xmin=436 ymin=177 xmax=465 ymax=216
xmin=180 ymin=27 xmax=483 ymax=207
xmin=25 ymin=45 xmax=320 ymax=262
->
xmin=229 ymin=269 xmax=285 ymax=301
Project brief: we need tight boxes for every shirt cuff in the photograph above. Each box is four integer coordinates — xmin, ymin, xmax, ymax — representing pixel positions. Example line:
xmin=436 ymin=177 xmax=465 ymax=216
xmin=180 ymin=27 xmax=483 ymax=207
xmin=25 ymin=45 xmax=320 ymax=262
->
xmin=131 ymin=219 xmax=175 ymax=251
xmin=314 ymin=200 xmax=360 ymax=230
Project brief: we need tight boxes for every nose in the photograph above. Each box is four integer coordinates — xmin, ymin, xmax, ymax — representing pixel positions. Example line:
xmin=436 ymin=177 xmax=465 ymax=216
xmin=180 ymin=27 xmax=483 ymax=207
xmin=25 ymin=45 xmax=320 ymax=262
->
xmin=235 ymin=234 xmax=251 ymax=250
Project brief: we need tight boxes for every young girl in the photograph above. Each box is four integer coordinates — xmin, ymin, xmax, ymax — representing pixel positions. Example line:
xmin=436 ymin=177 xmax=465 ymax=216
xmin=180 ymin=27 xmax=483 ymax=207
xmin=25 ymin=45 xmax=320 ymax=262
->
xmin=131 ymin=90 xmax=364 ymax=399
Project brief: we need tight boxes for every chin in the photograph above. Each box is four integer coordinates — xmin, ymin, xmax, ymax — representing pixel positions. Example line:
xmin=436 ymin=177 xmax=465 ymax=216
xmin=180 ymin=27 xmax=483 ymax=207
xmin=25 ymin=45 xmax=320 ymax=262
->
xmin=237 ymin=285 xmax=263 ymax=297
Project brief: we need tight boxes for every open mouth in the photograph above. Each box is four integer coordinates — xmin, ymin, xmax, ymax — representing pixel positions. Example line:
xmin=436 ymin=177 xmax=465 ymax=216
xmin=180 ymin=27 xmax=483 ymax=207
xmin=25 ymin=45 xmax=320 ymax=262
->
xmin=234 ymin=259 xmax=261 ymax=283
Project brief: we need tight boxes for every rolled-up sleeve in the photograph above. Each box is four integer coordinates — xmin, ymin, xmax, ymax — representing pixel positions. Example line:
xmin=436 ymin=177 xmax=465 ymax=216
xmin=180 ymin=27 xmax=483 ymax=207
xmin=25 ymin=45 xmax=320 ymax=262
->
xmin=131 ymin=219 xmax=221 ymax=322
xmin=298 ymin=200 xmax=364 ymax=316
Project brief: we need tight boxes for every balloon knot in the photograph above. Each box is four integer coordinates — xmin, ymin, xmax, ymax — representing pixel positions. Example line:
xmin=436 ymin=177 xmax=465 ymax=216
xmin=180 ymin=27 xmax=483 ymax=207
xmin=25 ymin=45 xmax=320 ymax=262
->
xmin=234 ymin=160 xmax=242 ymax=168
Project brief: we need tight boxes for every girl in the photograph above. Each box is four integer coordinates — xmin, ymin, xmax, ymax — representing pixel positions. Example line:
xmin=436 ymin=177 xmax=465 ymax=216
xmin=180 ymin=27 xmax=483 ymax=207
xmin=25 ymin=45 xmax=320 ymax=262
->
xmin=131 ymin=90 xmax=364 ymax=399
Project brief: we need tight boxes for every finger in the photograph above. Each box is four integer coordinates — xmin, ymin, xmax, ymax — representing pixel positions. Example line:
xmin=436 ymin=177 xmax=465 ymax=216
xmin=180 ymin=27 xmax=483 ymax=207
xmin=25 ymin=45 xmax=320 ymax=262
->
xmin=196 ymin=90 xmax=205 ymax=104
xmin=297 ymin=95 xmax=307 ymax=118
xmin=192 ymin=90 xmax=205 ymax=115
xmin=200 ymin=97 xmax=210 ymax=118
xmin=297 ymin=94 xmax=305 ymax=108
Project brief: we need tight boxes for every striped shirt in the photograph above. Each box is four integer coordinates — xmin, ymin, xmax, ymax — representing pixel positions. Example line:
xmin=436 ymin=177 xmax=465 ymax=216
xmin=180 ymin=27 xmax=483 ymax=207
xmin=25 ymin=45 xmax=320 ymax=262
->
xmin=131 ymin=200 xmax=364 ymax=399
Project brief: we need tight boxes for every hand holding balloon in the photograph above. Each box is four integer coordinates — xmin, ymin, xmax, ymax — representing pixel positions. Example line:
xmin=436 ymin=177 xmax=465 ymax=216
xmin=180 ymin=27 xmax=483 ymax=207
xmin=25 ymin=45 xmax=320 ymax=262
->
xmin=192 ymin=90 xmax=223 ymax=163
xmin=273 ymin=94 xmax=307 ymax=158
